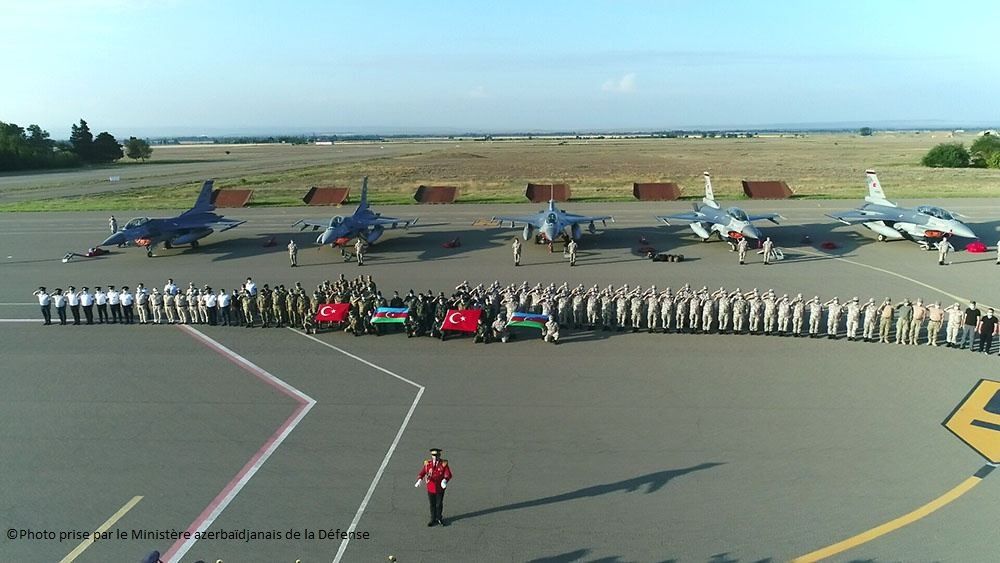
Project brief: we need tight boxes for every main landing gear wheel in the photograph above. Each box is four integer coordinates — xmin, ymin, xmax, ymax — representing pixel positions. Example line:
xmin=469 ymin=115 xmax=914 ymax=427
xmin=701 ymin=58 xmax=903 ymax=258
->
xmin=702 ymin=238 xmax=710 ymax=243
xmin=164 ymin=241 xmax=172 ymax=249
xmin=877 ymin=234 xmax=887 ymax=242
xmin=190 ymin=240 xmax=199 ymax=249
xmin=145 ymin=247 xmax=153 ymax=257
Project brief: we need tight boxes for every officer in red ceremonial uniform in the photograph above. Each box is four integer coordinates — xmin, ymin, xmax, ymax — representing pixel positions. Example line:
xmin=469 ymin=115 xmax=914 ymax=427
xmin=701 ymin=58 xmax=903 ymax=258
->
xmin=415 ymin=447 xmax=453 ymax=526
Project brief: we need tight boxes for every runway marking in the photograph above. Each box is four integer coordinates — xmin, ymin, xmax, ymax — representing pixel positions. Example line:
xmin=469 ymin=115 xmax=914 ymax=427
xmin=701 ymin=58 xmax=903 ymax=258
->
xmin=796 ymin=247 xmax=968 ymax=304
xmin=289 ymin=329 xmax=425 ymax=563
xmin=59 ymin=495 xmax=143 ymax=563
xmin=162 ymin=326 xmax=316 ymax=563
xmin=793 ymin=465 xmax=995 ymax=562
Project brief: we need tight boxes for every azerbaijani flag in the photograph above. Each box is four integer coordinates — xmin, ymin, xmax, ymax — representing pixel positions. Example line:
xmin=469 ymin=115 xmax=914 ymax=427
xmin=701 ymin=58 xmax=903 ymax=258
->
xmin=507 ymin=312 xmax=548 ymax=330
xmin=372 ymin=307 xmax=409 ymax=324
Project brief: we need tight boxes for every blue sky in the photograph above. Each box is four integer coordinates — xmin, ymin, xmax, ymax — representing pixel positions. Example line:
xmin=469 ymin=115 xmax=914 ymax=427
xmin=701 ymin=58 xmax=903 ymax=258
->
xmin=4 ymin=0 xmax=999 ymax=137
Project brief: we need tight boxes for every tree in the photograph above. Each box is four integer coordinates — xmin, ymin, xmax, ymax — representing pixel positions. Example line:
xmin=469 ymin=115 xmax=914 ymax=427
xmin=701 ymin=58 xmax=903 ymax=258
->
xmin=921 ymin=143 xmax=970 ymax=168
xmin=859 ymin=127 xmax=873 ymax=136
xmin=970 ymin=134 xmax=1000 ymax=168
xmin=124 ymin=136 xmax=153 ymax=162
xmin=69 ymin=119 xmax=94 ymax=162
xmin=91 ymin=132 xmax=123 ymax=163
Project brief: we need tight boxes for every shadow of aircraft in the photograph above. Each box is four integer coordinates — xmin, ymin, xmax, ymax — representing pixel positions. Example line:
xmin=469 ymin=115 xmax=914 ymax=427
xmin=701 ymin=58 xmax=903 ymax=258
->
xmin=447 ymin=463 xmax=723 ymax=524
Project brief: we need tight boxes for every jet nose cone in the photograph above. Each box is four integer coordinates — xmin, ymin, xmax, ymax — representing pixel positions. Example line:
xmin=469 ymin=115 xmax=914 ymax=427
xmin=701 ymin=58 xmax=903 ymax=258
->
xmin=952 ymin=223 xmax=976 ymax=239
xmin=101 ymin=232 xmax=125 ymax=247
xmin=742 ymin=225 xmax=763 ymax=240
xmin=544 ymin=227 xmax=558 ymax=242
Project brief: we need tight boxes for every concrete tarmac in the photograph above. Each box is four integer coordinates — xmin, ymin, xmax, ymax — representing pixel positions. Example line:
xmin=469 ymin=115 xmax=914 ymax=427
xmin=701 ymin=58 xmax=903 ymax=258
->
xmin=2 ymin=200 xmax=999 ymax=562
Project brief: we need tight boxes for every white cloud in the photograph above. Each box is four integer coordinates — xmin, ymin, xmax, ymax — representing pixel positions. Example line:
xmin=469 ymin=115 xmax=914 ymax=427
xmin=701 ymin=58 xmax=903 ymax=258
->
xmin=601 ymin=73 xmax=637 ymax=93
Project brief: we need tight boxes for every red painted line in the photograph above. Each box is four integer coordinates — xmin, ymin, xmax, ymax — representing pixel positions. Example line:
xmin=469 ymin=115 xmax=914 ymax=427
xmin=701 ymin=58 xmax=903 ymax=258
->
xmin=161 ymin=326 xmax=315 ymax=563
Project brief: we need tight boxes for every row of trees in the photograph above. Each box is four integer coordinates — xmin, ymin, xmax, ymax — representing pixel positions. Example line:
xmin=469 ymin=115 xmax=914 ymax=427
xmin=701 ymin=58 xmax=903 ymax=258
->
xmin=0 ymin=118 xmax=153 ymax=172
xmin=922 ymin=135 xmax=1000 ymax=168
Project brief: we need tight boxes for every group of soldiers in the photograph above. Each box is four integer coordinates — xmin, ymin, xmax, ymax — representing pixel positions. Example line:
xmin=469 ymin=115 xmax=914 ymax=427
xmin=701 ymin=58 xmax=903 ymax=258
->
xmin=30 ymin=276 xmax=1000 ymax=352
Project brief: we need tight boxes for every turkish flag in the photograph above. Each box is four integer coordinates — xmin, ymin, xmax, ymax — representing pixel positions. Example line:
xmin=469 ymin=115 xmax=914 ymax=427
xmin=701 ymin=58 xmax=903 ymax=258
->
xmin=315 ymin=303 xmax=349 ymax=322
xmin=440 ymin=308 xmax=481 ymax=333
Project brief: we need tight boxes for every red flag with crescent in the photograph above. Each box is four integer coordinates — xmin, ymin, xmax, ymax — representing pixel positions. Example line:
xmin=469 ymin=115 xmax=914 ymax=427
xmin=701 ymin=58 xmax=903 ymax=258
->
xmin=315 ymin=302 xmax=349 ymax=322
xmin=440 ymin=308 xmax=481 ymax=333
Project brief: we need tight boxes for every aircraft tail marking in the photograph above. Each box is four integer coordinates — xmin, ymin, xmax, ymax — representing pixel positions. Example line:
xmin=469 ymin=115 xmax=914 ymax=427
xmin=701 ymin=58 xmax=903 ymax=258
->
xmin=864 ymin=170 xmax=895 ymax=207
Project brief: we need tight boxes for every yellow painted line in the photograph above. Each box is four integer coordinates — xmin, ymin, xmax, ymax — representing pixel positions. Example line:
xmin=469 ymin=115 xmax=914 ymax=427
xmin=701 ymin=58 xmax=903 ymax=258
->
xmin=793 ymin=474 xmax=986 ymax=562
xmin=59 ymin=495 xmax=143 ymax=563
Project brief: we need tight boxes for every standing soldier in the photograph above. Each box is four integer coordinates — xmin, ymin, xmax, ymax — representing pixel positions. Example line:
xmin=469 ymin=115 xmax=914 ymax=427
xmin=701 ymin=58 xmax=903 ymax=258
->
xmin=844 ymin=297 xmax=861 ymax=341
xmin=878 ymin=298 xmax=894 ymax=343
xmin=645 ymin=286 xmax=660 ymax=333
xmin=777 ymin=294 xmax=792 ymax=336
xmin=66 ymin=286 xmax=81 ymax=325
xmin=946 ymin=303 xmax=964 ymax=348
xmin=109 ymin=215 xmax=118 ymax=234
xmin=616 ymin=287 xmax=630 ymax=332
xmin=198 ymin=289 xmax=210 ymax=324
xmin=108 ymin=285 xmax=121 ymax=323
xmin=188 ymin=288 xmax=201 ymax=324
xmin=790 ymin=293 xmax=805 ymax=337
xmin=806 ymin=295 xmax=822 ymax=338
xmin=737 ymin=237 xmax=748 ymax=265
xmin=762 ymin=291 xmax=777 ymax=335
xmin=748 ymin=290 xmax=763 ymax=335
xmin=33 ymin=287 xmax=52 ymax=325
xmin=512 ymin=238 xmax=522 ymax=266
xmin=354 ymin=237 xmax=366 ymax=266
xmin=94 ymin=286 xmax=108 ymax=324
xmin=935 ymin=236 xmax=954 ymax=266
xmin=572 ymin=286 xmax=586 ymax=330
xmin=150 ymin=288 xmax=164 ymax=324
xmin=699 ymin=291 xmax=714 ymax=334
xmin=761 ymin=237 xmax=775 ymax=265
xmin=242 ymin=288 xmax=257 ymax=328
xmin=688 ymin=288 xmax=703 ymax=334
xmin=862 ymin=298 xmax=878 ymax=342
xmin=175 ymin=290 xmax=188 ymax=324
xmin=415 ymin=448 xmax=453 ymax=527
xmin=163 ymin=289 xmax=175 ymax=324
xmin=273 ymin=286 xmax=287 ymax=328
xmin=631 ymin=290 xmax=644 ymax=333
xmin=288 ymin=239 xmax=298 ymax=267
xmin=566 ymin=239 xmax=578 ymax=267
xmin=926 ymin=302 xmax=944 ymax=346
xmin=218 ymin=289 xmax=232 ymax=326
xmin=713 ymin=288 xmax=730 ymax=334
xmin=80 ymin=287 xmax=94 ymax=325
xmin=909 ymin=299 xmax=927 ymax=345
xmin=674 ymin=290 xmax=688 ymax=333
xmin=732 ymin=290 xmax=747 ymax=334
xmin=659 ymin=288 xmax=674 ymax=334
xmin=257 ymin=285 xmax=272 ymax=328
xmin=895 ymin=298 xmax=914 ymax=344
xmin=136 ymin=287 xmax=149 ymax=324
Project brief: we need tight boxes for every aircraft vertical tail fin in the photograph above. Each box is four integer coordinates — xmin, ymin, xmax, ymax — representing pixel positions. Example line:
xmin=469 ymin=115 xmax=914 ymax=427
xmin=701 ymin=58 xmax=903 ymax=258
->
xmin=863 ymin=169 xmax=895 ymax=206
xmin=359 ymin=176 xmax=369 ymax=209
xmin=702 ymin=172 xmax=720 ymax=208
xmin=185 ymin=180 xmax=215 ymax=214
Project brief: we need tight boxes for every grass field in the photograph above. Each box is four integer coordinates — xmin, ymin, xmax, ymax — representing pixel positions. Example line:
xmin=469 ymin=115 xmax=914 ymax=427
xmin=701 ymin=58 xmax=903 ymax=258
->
xmin=1 ymin=132 xmax=999 ymax=211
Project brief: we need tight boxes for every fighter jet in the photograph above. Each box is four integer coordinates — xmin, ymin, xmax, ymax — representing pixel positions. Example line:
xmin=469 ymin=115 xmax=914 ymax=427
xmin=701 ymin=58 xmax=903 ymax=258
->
xmin=826 ymin=170 xmax=976 ymax=248
xmin=101 ymin=180 xmax=244 ymax=257
xmin=492 ymin=199 xmax=613 ymax=243
xmin=292 ymin=176 xmax=418 ymax=246
xmin=655 ymin=172 xmax=780 ymax=245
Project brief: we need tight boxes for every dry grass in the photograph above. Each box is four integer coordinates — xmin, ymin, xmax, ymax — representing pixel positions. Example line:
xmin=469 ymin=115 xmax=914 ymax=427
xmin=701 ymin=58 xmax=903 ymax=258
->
xmin=2 ymin=133 xmax=999 ymax=211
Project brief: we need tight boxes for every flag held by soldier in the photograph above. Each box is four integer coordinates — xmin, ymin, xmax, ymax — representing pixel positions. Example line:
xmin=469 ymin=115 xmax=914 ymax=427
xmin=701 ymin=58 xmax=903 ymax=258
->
xmin=372 ymin=306 xmax=409 ymax=324
xmin=440 ymin=308 xmax=481 ymax=333
xmin=315 ymin=302 xmax=350 ymax=322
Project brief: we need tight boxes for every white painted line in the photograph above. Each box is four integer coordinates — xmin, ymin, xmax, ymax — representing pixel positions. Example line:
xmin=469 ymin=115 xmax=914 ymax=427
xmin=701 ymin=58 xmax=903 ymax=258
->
xmin=288 ymin=329 xmax=425 ymax=563
xmin=0 ymin=319 xmax=43 ymax=322
xmin=797 ymin=248 xmax=969 ymax=303
xmin=162 ymin=326 xmax=316 ymax=563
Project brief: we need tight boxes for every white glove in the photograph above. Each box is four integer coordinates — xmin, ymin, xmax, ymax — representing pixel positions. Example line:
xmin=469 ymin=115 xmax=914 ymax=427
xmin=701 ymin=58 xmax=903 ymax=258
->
xmin=414 ymin=479 xmax=422 ymax=488
xmin=441 ymin=479 xmax=447 ymax=489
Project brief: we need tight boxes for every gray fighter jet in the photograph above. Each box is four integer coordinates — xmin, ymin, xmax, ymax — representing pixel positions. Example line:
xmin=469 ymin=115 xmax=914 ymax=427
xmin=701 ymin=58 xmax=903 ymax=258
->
xmin=655 ymin=172 xmax=780 ymax=246
xmin=827 ymin=170 xmax=976 ymax=248
xmin=493 ymin=198 xmax=613 ymax=243
xmin=101 ymin=180 xmax=244 ymax=257
xmin=292 ymin=177 xmax=418 ymax=247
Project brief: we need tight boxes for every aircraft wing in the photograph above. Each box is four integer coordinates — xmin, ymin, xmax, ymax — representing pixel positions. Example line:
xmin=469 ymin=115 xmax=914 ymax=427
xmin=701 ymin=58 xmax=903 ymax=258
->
xmin=369 ymin=216 xmax=419 ymax=229
xmin=492 ymin=214 xmax=542 ymax=227
xmin=746 ymin=213 xmax=782 ymax=224
xmin=655 ymin=211 xmax=707 ymax=225
xmin=562 ymin=213 xmax=614 ymax=225
xmin=292 ymin=219 xmax=333 ymax=231
xmin=826 ymin=208 xmax=896 ymax=225
xmin=205 ymin=218 xmax=246 ymax=232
